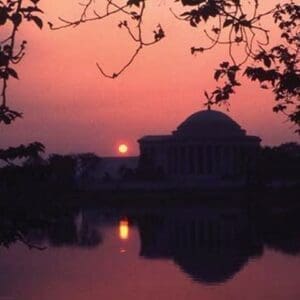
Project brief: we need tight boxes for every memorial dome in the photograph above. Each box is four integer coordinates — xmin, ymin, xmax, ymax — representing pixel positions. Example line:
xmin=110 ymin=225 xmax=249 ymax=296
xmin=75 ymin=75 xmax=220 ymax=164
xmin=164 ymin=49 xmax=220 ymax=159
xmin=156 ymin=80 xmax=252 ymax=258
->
xmin=174 ymin=109 xmax=246 ymax=138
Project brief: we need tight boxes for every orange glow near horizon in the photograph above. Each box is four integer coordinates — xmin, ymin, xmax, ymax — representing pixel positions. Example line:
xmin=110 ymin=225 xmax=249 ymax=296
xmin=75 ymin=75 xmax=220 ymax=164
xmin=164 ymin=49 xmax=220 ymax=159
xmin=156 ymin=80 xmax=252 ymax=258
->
xmin=119 ymin=219 xmax=129 ymax=240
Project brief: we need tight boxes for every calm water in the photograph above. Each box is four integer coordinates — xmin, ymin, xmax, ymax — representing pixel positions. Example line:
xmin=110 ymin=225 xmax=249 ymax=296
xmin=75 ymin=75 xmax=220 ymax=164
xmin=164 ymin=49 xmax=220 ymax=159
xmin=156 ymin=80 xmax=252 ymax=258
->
xmin=1 ymin=204 xmax=300 ymax=300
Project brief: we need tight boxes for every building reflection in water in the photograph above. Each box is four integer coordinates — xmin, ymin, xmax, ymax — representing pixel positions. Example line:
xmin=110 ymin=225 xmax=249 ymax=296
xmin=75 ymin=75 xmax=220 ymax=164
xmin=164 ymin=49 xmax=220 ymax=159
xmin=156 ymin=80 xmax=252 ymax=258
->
xmin=2 ymin=201 xmax=300 ymax=286
xmin=134 ymin=205 xmax=300 ymax=285
xmin=135 ymin=207 xmax=262 ymax=284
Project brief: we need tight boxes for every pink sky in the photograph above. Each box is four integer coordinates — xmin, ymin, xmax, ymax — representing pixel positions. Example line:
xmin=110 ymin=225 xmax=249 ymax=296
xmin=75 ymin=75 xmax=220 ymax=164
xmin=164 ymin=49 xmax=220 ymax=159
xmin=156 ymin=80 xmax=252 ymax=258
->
xmin=1 ymin=0 xmax=299 ymax=156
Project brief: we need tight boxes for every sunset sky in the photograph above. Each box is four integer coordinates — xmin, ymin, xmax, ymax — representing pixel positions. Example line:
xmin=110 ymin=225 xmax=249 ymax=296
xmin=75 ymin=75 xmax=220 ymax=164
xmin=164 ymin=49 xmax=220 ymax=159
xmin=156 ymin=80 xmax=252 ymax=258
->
xmin=1 ymin=0 xmax=299 ymax=156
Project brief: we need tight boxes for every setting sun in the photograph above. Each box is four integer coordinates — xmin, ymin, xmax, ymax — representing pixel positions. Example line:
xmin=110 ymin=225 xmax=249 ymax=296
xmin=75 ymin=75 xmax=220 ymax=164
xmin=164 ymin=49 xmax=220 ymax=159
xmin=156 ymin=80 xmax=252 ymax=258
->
xmin=118 ymin=144 xmax=128 ymax=154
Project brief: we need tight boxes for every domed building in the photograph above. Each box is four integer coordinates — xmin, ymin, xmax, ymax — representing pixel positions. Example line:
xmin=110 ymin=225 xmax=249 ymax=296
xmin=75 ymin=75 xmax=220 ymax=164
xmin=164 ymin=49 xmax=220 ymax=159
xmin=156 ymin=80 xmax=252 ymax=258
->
xmin=138 ymin=109 xmax=261 ymax=180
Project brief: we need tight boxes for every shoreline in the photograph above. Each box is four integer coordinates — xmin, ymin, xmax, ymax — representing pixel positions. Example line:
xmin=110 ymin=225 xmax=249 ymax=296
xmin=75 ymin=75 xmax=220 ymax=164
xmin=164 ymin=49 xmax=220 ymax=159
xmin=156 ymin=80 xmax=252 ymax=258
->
xmin=1 ymin=185 xmax=299 ymax=210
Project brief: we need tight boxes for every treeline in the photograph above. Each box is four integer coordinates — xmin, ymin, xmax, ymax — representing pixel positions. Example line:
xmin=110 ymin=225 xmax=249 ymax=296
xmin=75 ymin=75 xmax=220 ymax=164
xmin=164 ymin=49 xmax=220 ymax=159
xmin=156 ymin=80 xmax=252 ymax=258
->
xmin=258 ymin=142 xmax=300 ymax=184
xmin=0 ymin=142 xmax=299 ymax=195
xmin=0 ymin=152 xmax=99 ymax=195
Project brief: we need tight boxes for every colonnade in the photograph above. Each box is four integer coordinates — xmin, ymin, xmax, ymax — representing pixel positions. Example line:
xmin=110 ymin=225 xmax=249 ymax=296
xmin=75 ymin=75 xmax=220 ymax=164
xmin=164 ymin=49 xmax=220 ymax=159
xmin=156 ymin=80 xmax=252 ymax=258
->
xmin=138 ymin=213 xmax=250 ymax=252
xmin=162 ymin=143 xmax=253 ymax=177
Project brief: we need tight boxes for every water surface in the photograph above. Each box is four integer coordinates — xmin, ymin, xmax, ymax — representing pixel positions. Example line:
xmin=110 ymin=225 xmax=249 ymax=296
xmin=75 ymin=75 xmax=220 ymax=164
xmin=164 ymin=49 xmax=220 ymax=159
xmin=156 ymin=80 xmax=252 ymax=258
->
xmin=1 ymin=204 xmax=300 ymax=300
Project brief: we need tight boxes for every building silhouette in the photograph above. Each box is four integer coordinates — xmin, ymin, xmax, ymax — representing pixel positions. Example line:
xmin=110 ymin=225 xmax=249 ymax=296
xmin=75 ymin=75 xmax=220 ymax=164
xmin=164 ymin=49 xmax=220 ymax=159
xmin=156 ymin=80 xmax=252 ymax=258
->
xmin=138 ymin=109 xmax=261 ymax=180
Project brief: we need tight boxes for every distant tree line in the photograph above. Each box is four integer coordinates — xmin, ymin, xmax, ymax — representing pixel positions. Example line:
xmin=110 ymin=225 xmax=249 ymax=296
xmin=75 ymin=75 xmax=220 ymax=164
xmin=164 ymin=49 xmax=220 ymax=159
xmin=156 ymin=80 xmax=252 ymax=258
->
xmin=0 ymin=151 xmax=99 ymax=196
xmin=258 ymin=142 xmax=300 ymax=184
xmin=0 ymin=142 xmax=299 ymax=197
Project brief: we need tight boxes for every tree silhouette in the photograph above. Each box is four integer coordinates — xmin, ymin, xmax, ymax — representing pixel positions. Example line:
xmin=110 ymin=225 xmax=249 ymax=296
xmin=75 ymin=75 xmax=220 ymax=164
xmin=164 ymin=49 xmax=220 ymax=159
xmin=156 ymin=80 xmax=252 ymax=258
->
xmin=52 ymin=0 xmax=299 ymax=133
xmin=0 ymin=1 xmax=299 ymax=136
xmin=0 ymin=0 xmax=44 ymax=162
xmin=259 ymin=142 xmax=300 ymax=183
xmin=0 ymin=142 xmax=45 ymax=165
xmin=0 ymin=0 xmax=43 ymax=124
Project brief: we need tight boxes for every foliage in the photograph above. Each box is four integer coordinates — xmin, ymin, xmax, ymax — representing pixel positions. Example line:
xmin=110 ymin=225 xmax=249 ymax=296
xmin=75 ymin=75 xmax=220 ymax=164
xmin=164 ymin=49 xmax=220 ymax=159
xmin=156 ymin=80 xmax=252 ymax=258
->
xmin=52 ymin=0 xmax=299 ymax=132
xmin=259 ymin=142 xmax=300 ymax=182
xmin=0 ymin=0 xmax=43 ymax=120
xmin=0 ymin=141 xmax=45 ymax=164
xmin=0 ymin=153 xmax=78 ymax=195
xmin=48 ymin=154 xmax=77 ymax=187
xmin=73 ymin=152 xmax=100 ymax=184
xmin=0 ymin=0 xmax=44 ymax=166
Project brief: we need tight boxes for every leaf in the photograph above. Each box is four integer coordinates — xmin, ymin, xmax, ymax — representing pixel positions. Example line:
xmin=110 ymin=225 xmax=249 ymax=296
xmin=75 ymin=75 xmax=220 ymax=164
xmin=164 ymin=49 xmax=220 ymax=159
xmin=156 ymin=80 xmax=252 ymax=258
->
xmin=190 ymin=19 xmax=197 ymax=27
xmin=127 ymin=0 xmax=142 ymax=7
xmin=181 ymin=0 xmax=206 ymax=6
xmin=212 ymin=27 xmax=220 ymax=34
xmin=220 ymin=61 xmax=229 ymax=68
xmin=223 ymin=19 xmax=233 ymax=27
xmin=228 ymin=70 xmax=236 ymax=83
xmin=263 ymin=56 xmax=272 ymax=68
xmin=7 ymin=68 xmax=19 ymax=79
xmin=11 ymin=13 xmax=22 ymax=27
xmin=31 ymin=15 xmax=43 ymax=29
xmin=0 ymin=7 xmax=8 ymax=25
xmin=21 ymin=6 xmax=43 ymax=13
xmin=214 ymin=69 xmax=222 ymax=80
xmin=0 ymin=106 xmax=22 ymax=125
xmin=0 ymin=53 xmax=9 ymax=67
xmin=204 ymin=91 xmax=209 ymax=99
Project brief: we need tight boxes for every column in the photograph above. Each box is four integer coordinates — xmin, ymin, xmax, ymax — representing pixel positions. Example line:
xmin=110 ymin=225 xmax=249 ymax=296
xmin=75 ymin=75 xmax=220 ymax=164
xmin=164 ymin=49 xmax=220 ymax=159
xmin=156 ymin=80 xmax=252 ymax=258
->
xmin=179 ymin=146 xmax=185 ymax=175
xmin=228 ymin=145 xmax=233 ymax=175
xmin=167 ymin=147 xmax=171 ymax=175
xmin=197 ymin=145 xmax=203 ymax=175
xmin=188 ymin=145 xmax=195 ymax=175
xmin=236 ymin=145 xmax=241 ymax=175
xmin=202 ymin=145 xmax=207 ymax=175
xmin=183 ymin=145 xmax=188 ymax=175
xmin=172 ymin=146 xmax=176 ymax=175
xmin=215 ymin=145 xmax=221 ymax=175
xmin=174 ymin=146 xmax=178 ymax=175
xmin=206 ymin=144 xmax=212 ymax=175
xmin=231 ymin=145 xmax=235 ymax=175
xmin=194 ymin=145 xmax=198 ymax=176
xmin=233 ymin=145 xmax=238 ymax=175
xmin=184 ymin=145 xmax=188 ymax=175
xmin=229 ymin=145 xmax=234 ymax=175
xmin=222 ymin=145 xmax=228 ymax=176
xmin=169 ymin=146 xmax=173 ymax=175
xmin=211 ymin=144 xmax=216 ymax=175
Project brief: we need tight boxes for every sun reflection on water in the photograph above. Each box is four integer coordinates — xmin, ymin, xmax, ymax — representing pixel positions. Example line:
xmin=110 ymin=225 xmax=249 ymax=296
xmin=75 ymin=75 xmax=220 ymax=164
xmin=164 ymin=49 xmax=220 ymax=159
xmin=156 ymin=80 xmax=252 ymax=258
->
xmin=119 ymin=218 xmax=129 ymax=240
